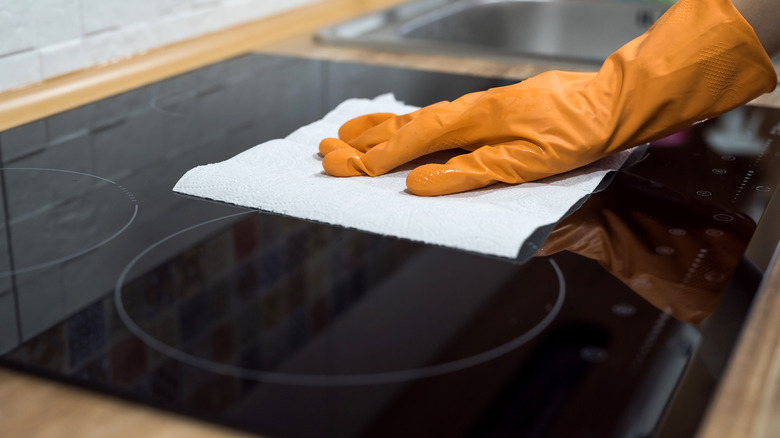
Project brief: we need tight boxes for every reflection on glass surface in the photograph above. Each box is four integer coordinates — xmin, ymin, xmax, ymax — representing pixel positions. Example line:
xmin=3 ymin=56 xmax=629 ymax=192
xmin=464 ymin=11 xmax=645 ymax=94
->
xmin=539 ymin=172 xmax=756 ymax=324
xmin=115 ymin=212 xmax=567 ymax=384
xmin=0 ymin=173 xmax=16 ymax=352
xmin=0 ymin=169 xmax=137 ymax=276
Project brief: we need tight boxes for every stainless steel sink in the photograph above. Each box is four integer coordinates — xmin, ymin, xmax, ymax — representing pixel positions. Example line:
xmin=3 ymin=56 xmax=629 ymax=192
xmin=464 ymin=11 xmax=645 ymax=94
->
xmin=317 ymin=0 xmax=669 ymax=64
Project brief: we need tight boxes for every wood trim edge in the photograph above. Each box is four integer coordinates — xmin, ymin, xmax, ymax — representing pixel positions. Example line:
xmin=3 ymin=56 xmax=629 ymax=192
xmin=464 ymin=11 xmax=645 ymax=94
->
xmin=697 ymin=247 xmax=780 ymax=438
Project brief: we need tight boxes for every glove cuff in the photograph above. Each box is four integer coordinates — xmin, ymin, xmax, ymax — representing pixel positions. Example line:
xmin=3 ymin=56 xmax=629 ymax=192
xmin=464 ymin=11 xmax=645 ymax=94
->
xmin=596 ymin=0 xmax=777 ymax=152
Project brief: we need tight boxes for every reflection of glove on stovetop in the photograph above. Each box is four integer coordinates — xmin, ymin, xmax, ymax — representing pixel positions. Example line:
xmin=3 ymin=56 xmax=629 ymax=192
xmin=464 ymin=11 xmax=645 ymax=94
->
xmin=537 ymin=172 xmax=756 ymax=324
xmin=320 ymin=0 xmax=777 ymax=196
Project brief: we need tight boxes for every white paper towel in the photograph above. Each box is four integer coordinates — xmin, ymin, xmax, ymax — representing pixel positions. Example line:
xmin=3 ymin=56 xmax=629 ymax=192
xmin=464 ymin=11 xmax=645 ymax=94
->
xmin=174 ymin=94 xmax=637 ymax=259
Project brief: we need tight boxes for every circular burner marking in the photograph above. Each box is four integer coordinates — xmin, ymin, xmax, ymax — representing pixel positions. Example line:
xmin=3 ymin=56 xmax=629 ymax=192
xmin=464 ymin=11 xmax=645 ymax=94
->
xmin=114 ymin=212 xmax=566 ymax=386
xmin=0 ymin=168 xmax=138 ymax=277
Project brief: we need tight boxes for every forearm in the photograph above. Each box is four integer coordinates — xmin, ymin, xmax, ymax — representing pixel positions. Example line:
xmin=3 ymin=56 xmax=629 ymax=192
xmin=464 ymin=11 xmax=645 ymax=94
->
xmin=731 ymin=0 xmax=780 ymax=56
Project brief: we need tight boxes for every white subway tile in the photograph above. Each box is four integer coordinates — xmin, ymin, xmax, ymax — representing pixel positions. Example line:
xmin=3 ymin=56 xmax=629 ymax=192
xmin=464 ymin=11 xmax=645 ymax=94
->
xmin=0 ymin=1 xmax=81 ymax=56
xmin=192 ymin=0 xmax=222 ymax=8
xmin=227 ymin=0 xmax=317 ymax=23
xmin=0 ymin=3 xmax=35 ymax=55
xmin=0 ymin=50 xmax=42 ymax=91
xmin=81 ymin=30 xmax=123 ymax=66
xmin=151 ymin=10 xmax=204 ymax=47
xmin=199 ymin=6 xmax=237 ymax=33
xmin=82 ymin=24 xmax=158 ymax=68
xmin=156 ymin=0 xmax=192 ymax=16
xmin=286 ymin=0 xmax=321 ymax=13
xmin=117 ymin=22 xmax=158 ymax=55
xmin=182 ymin=6 xmax=227 ymax=34
xmin=81 ymin=0 xmax=158 ymax=34
xmin=28 ymin=0 xmax=81 ymax=48
xmin=39 ymin=39 xmax=90 ymax=78
xmin=199 ymin=0 xmax=317 ymax=35
xmin=80 ymin=0 xmax=120 ymax=34
xmin=222 ymin=0 xmax=278 ymax=22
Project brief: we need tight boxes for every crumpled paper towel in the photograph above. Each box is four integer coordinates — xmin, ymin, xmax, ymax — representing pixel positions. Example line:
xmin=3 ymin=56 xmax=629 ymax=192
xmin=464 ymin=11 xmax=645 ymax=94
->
xmin=174 ymin=94 xmax=638 ymax=259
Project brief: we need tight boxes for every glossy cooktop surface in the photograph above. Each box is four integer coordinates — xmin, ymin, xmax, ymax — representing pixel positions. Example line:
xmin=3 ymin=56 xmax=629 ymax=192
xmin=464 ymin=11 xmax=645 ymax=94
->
xmin=0 ymin=54 xmax=779 ymax=438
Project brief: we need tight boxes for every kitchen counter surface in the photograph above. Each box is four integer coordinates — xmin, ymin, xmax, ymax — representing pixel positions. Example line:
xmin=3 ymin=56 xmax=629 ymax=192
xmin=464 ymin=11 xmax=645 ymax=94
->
xmin=0 ymin=1 xmax=779 ymax=437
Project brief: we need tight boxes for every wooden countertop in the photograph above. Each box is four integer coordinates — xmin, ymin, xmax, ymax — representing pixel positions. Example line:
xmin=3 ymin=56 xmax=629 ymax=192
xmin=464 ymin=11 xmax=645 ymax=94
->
xmin=1 ymin=1 xmax=779 ymax=437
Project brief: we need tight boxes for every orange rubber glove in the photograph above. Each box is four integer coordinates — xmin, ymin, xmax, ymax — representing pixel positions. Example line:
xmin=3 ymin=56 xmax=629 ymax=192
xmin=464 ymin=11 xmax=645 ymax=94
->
xmin=320 ymin=0 xmax=777 ymax=196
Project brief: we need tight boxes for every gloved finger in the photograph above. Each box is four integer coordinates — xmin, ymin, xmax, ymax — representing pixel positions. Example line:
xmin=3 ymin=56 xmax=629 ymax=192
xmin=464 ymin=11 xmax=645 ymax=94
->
xmin=320 ymin=112 xmax=404 ymax=156
xmin=322 ymin=146 xmax=372 ymax=176
xmin=321 ymin=136 xmax=477 ymax=178
xmin=341 ymin=114 xmax=412 ymax=152
xmin=338 ymin=113 xmax=397 ymax=144
xmin=351 ymin=101 xmax=495 ymax=177
xmin=406 ymin=141 xmax=565 ymax=196
xmin=339 ymin=102 xmax=450 ymax=152
xmin=321 ymin=112 xmax=413 ymax=156
xmin=406 ymin=162 xmax=494 ymax=196
xmin=319 ymin=137 xmax=352 ymax=156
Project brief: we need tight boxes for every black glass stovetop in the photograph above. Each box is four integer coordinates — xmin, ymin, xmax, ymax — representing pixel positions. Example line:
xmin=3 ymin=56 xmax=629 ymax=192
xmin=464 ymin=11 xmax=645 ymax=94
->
xmin=1 ymin=54 xmax=779 ymax=438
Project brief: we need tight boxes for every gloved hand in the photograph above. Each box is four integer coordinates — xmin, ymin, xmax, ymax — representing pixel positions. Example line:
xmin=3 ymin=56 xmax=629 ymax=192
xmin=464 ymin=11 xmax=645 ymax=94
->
xmin=320 ymin=0 xmax=777 ymax=196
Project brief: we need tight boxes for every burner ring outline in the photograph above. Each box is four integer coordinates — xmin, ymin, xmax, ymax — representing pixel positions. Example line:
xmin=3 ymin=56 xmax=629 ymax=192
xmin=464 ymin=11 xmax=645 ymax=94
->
xmin=0 ymin=167 xmax=138 ymax=277
xmin=114 ymin=212 xmax=566 ymax=387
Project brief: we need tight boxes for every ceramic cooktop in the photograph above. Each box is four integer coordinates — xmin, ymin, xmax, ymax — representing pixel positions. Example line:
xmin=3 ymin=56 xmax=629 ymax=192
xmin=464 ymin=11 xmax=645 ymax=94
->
xmin=0 ymin=54 xmax=778 ymax=438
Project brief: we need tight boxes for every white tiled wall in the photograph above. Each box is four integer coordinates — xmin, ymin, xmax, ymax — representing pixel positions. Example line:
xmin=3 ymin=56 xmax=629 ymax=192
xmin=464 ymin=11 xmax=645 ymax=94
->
xmin=0 ymin=0 xmax=318 ymax=92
